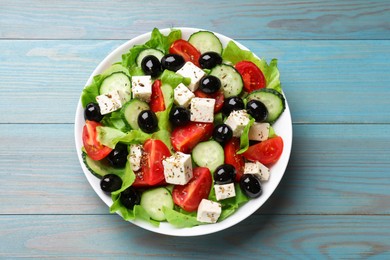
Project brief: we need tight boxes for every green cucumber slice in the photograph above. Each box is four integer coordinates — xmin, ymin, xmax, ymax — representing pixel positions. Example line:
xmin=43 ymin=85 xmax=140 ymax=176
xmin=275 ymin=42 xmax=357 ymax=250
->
xmin=140 ymin=187 xmax=174 ymax=221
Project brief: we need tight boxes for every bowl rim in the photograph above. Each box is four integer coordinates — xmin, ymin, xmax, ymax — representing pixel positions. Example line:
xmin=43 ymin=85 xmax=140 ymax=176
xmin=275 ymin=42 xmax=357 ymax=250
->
xmin=74 ymin=27 xmax=293 ymax=236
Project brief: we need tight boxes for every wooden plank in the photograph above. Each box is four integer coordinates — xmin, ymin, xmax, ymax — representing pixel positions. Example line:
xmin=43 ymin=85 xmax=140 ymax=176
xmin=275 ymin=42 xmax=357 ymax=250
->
xmin=1 ymin=124 xmax=389 ymax=215
xmin=1 ymin=40 xmax=390 ymax=124
xmin=1 ymin=0 xmax=389 ymax=40
xmin=0 ymin=215 xmax=389 ymax=258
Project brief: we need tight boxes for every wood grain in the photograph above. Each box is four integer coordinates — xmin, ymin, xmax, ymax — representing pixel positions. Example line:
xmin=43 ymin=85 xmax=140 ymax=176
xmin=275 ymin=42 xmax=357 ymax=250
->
xmin=0 ymin=215 xmax=389 ymax=258
xmin=1 ymin=124 xmax=389 ymax=215
xmin=1 ymin=0 xmax=389 ymax=40
xmin=1 ymin=40 xmax=389 ymax=124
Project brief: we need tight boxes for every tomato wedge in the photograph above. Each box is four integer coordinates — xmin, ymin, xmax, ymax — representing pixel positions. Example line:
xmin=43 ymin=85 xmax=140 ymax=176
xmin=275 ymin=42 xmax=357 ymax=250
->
xmin=82 ymin=120 xmax=112 ymax=161
xmin=224 ymin=138 xmax=245 ymax=182
xmin=138 ymin=139 xmax=171 ymax=186
xmin=149 ymin=80 xmax=165 ymax=113
xmin=172 ymin=167 xmax=212 ymax=212
xmin=242 ymin=136 xmax=284 ymax=165
xmin=169 ymin=39 xmax=201 ymax=67
xmin=235 ymin=61 xmax=266 ymax=93
xmin=194 ymin=89 xmax=224 ymax=113
xmin=171 ymin=122 xmax=214 ymax=153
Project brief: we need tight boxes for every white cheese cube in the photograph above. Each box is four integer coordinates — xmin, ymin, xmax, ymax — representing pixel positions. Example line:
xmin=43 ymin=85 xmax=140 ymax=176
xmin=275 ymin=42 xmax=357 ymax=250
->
xmin=214 ymin=183 xmax=236 ymax=201
xmin=190 ymin=97 xmax=215 ymax=123
xmin=174 ymin=83 xmax=195 ymax=107
xmin=131 ymin=75 xmax=152 ymax=102
xmin=176 ymin=62 xmax=206 ymax=92
xmin=256 ymin=161 xmax=270 ymax=181
xmin=248 ymin=122 xmax=270 ymax=141
xmin=96 ymin=90 xmax=125 ymax=115
xmin=128 ymin=144 xmax=143 ymax=172
xmin=196 ymin=199 xmax=222 ymax=223
xmin=162 ymin=152 xmax=193 ymax=185
xmin=224 ymin=110 xmax=250 ymax=137
xmin=244 ymin=162 xmax=270 ymax=182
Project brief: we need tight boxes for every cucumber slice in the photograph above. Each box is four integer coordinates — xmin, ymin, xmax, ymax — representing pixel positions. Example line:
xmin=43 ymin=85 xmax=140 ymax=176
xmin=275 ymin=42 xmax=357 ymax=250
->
xmin=121 ymin=99 xmax=150 ymax=130
xmin=140 ymin=187 xmax=174 ymax=221
xmin=210 ymin=64 xmax=243 ymax=98
xmin=100 ymin=72 xmax=131 ymax=102
xmin=247 ymin=89 xmax=286 ymax=124
xmin=188 ymin=31 xmax=223 ymax=54
xmin=136 ymin=49 xmax=165 ymax=67
xmin=82 ymin=152 xmax=122 ymax=179
xmin=192 ymin=140 xmax=224 ymax=173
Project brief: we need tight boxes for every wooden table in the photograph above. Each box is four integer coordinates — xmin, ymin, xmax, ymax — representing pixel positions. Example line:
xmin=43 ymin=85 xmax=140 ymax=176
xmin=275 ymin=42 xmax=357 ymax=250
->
xmin=1 ymin=1 xmax=390 ymax=258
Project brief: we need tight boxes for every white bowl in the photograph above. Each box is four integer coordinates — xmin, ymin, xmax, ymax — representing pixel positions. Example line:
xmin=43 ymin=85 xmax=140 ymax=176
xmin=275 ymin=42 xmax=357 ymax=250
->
xmin=74 ymin=27 xmax=292 ymax=236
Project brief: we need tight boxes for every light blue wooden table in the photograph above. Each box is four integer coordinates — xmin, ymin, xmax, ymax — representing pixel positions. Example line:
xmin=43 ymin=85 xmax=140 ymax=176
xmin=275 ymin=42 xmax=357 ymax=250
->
xmin=1 ymin=1 xmax=390 ymax=258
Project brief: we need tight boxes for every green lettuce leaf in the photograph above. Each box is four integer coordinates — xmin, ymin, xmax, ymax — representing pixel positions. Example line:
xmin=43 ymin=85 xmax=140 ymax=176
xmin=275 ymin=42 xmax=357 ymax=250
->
xmin=163 ymin=206 xmax=200 ymax=228
xmin=222 ymin=41 xmax=282 ymax=93
xmin=122 ymin=28 xmax=182 ymax=71
xmin=96 ymin=126 xmax=151 ymax=148
xmin=81 ymin=64 xmax=131 ymax=108
xmin=237 ymin=118 xmax=255 ymax=154
xmin=160 ymin=69 xmax=191 ymax=88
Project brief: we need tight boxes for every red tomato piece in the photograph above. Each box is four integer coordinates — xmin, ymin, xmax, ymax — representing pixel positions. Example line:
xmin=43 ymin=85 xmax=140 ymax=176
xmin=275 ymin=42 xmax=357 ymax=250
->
xmin=82 ymin=120 xmax=112 ymax=161
xmin=194 ymin=89 xmax=224 ymax=113
xmin=139 ymin=139 xmax=171 ymax=186
xmin=172 ymin=167 xmax=212 ymax=212
xmin=242 ymin=136 xmax=284 ymax=166
xmin=149 ymin=80 xmax=165 ymax=113
xmin=169 ymin=39 xmax=201 ymax=67
xmin=171 ymin=122 xmax=214 ymax=153
xmin=224 ymin=138 xmax=245 ymax=182
xmin=235 ymin=61 xmax=266 ymax=93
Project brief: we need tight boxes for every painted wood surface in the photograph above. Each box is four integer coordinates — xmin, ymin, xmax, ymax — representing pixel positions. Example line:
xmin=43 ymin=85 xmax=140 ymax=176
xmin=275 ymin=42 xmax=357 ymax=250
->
xmin=1 ymin=0 xmax=390 ymax=258
xmin=1 ymin=0 xmax=389 ymax=40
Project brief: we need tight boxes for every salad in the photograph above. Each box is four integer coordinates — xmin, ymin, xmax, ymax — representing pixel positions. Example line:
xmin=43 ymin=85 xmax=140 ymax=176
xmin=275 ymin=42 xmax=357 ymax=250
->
xmin=79 ymin=28 xmax=285 ymax=228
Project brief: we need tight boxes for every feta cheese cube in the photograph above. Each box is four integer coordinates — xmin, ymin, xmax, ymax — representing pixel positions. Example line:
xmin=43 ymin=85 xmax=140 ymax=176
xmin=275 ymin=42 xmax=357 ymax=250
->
xmin=190 ymin=97 xmax=215 ymax=123
xmin=214 ymin=183 xmax=236 ymax=201
xmin=128 ymin=144 xmax=143 ymax=172
xmin=96 ymin=90 xmax=125 ymax=115
xmin=224 ymin=110 xmax=250 ymax=137
xmin=248 ymin=122 xmax=270 ymax=141
xmin=176 ymin=62 xmax=206 ymax=92
xmin=244 ymin=162 xmax=270 ymax=182
xmin=174 ymin=83 xmax=195 ymax=107
xmin=196 ymin=199 xmax=222 ymax=223
xmin=131 ymin=75 xmax=152 ymax=102
xmin=162 ymin=152 xmax=193 ymax=185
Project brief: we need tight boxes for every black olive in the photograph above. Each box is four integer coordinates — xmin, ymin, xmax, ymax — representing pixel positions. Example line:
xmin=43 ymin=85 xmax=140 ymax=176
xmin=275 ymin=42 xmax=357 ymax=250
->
xmin=138 ymin=110 xmax=158 ymax=133
xmin=214 ymin=164 xmax=236 ymax=184
xmin=240 ymin=174 xmax=262 ymax=198
xmin=120 ymin=187 xmax=141 ymax=210
xmin=213 ymin=124 xmax=233 ymax=144
xmin=84 ymin=102 xmax=104 ymax=122
xmin=246 ymin=100 xmax=268 ymax=122
xmin=161 ymin=54 xmax=185 ymax=71
xmin=141 ymin=55 xmax=162 ymax=77
xmin=100 ymin=174 xmax=122 ymax=193
xmin=199 ymin=75 xmax=221 ymax=94
xmin=169 ymin=106 xmax=190 ymax=126
xmin=199 ymin=52 xmax=222 ymax=69
xmin=222 ymin=96 xmax=245 ymax=116
xmin=107 ymin=143 xmax=128 ymax=168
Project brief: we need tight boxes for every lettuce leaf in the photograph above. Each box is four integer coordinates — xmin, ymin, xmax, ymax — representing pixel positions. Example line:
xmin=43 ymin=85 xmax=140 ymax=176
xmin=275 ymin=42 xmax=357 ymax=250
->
xmin=122 ymin=28 xmax=182 ymax=71
xmin=222 ymin=41 xmax=282 ymax=93
xmin=163 ymin=206 xmax=200 ymax=228
xmin=160 ymin=69 xmax=191 ymax=88
xmin=81 ymin=64 xmax=131 ymax=108
xmin=237 ymin=118 xmax=255 ymax=154
xmin=96 ymin=126 xmax=151 ymax=148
